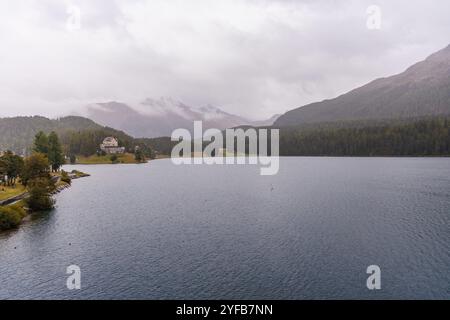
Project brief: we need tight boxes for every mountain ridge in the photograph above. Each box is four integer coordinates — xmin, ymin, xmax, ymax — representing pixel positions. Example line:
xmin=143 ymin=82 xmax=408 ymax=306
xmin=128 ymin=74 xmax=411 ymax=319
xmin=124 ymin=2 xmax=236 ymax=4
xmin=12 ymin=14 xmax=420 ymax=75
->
xmin=275 ymin=44 xmax=450 ymax=127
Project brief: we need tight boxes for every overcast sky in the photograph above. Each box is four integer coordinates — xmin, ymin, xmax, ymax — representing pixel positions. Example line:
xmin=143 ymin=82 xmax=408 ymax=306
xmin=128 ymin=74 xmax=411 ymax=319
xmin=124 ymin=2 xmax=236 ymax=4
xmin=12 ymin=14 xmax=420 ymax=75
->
xmin=0 ymin=0 xmax=449 ymax=120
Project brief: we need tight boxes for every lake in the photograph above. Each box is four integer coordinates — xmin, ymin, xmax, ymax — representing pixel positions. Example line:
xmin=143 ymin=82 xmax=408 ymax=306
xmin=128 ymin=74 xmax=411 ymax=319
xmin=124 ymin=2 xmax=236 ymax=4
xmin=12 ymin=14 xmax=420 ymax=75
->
xmin=0 ymin=157 xmax=449 ymax=299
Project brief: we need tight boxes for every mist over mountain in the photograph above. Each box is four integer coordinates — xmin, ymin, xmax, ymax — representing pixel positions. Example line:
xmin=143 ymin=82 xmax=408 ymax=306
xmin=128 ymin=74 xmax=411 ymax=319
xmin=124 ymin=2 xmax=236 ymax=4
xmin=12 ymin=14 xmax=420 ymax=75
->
xmin=275 ymin=44 xmax=450 ymax=127
xmin=85 ymin=98 xmax=278 ymax=138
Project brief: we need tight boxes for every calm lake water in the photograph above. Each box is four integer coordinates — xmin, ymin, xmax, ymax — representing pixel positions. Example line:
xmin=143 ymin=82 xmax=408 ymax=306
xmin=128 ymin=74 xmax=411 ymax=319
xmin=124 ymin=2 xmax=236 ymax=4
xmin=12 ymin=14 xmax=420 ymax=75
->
xmin=1 ymin=157 xmax=449 ymax=299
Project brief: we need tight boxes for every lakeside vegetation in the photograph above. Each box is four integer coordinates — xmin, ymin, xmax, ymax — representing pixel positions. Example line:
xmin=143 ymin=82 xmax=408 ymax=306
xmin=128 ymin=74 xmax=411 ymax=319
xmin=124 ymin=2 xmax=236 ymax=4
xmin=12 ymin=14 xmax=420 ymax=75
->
xmin=0 ymin=203 xmax=27 ymax=230
xmin=69 ymin=170 xmax=91 ymax=178
xmin=74 ymin=152 xmax=143 ymax=164
xmin=0 ymin=132 xmax=88 ymax=232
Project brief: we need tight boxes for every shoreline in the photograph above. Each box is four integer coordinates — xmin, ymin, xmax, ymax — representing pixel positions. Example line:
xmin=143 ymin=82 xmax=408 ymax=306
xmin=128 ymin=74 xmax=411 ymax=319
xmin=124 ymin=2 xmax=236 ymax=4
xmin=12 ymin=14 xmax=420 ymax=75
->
xmin=0 ymin=170 xmax=90 ymax=233
xmin=72 ymin=152 xmax=149 ymax=165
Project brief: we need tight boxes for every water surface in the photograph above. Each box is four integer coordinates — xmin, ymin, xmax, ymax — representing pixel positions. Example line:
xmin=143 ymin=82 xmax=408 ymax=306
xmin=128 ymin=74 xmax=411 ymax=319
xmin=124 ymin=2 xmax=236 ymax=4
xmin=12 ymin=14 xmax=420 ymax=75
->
xmin=1 ymin=157 xmax=449 ymax=299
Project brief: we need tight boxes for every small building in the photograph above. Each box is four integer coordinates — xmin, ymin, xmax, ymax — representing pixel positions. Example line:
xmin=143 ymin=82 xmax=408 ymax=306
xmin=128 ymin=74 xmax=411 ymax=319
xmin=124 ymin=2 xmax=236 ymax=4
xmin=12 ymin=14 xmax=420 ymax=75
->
xmin=100 ymin=137 xmax=125 ymax=154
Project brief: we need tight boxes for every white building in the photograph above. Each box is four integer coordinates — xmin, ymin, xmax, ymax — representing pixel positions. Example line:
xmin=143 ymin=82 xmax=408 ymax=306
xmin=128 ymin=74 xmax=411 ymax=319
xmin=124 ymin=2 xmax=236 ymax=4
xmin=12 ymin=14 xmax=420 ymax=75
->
xmin=100 ymin=137 xmax=125 ymax=154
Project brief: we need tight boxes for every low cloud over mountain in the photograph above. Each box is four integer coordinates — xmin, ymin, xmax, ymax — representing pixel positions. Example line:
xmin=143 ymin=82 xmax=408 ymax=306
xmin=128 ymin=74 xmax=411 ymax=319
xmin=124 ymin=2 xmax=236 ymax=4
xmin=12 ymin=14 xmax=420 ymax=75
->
xmin=85 ymin=97 xmax=278 ymax=138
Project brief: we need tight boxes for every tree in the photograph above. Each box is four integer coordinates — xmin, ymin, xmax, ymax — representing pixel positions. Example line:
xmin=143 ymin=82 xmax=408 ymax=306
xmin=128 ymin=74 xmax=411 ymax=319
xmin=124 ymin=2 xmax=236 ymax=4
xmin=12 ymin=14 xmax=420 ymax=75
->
xmin=48 ymin=131 xmax=64 ymax=172
xmin=0 ymin=151 xmax=24 ymax=186
xmin=21 ymin=153 xmax=55 ymax=212
xmin=26 ymin=177 xmax=55 ymax=211
xmin=134 ymin=147 xmax=145 ymax=163
xmin=33 ymin=131 xmax=49 ymax=154
xmin=20 ymin=153 xmax=51 ymax=187
xmin=110 ymin=154 xmax=118 ymax=163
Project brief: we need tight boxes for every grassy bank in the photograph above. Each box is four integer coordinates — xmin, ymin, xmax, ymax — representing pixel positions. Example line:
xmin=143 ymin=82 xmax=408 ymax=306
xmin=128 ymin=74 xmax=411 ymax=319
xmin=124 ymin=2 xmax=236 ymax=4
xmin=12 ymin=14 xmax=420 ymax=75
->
xmin=0 ymin=184 xmax=26 ymax=201
xmin=74 ymin=153 xmax=144 ymax=164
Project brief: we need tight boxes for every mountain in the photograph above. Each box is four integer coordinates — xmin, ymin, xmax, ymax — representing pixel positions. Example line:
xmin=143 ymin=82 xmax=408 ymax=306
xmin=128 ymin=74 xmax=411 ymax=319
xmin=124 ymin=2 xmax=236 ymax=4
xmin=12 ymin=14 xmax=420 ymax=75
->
xmin=250 ymin=114 xmax=281 ymax=127
xmin=275 ymin=44 xmax=450 ymax=127
xmin=85 ymin=97 xmax=278 ymax=138
xmin=0 ymin=115 xmax=161 ymax=156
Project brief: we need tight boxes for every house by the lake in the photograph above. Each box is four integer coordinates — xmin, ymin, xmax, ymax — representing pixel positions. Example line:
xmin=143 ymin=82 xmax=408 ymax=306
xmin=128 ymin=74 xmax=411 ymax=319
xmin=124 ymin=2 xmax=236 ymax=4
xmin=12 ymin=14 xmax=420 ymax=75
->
xmin=100 ymin=137 xmax=125 ymax=154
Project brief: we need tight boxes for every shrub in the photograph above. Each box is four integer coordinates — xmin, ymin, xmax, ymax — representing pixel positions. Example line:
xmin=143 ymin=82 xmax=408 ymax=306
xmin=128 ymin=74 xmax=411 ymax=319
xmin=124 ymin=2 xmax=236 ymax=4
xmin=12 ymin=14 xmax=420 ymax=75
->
xmin=110 ymin=154 xmax=118 ymax=163
xmin=61 ymin=170 xmax=72 ymax=185
xmin=70 ymin=170 xmax=89 ymax=178
xmin=0 ymin=205 xmax=26 ymax=230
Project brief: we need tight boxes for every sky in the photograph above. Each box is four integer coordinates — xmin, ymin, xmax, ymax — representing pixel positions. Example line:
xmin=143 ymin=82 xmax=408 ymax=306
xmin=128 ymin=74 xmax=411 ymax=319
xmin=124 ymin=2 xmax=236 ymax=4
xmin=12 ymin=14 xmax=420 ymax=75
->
xmin=0 ymin=0 xmax=449 ymax=120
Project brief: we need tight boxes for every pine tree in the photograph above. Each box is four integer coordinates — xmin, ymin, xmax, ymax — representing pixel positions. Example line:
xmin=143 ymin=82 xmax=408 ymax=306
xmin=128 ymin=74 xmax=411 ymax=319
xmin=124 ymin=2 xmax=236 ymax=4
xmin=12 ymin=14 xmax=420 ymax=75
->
xmin=33 ymin=131 xmax=49 ymax=154
xmin=47 ymin=132 xmax=64 ymax=172
xmin=134 ymin=147 xmax=145 ymax=163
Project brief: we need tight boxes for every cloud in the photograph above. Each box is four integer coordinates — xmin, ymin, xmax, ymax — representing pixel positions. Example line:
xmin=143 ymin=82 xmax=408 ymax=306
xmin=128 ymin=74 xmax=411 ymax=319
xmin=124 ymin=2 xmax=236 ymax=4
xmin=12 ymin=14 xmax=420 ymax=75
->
xmin=0 ymin=0 xmax=449 ymax=120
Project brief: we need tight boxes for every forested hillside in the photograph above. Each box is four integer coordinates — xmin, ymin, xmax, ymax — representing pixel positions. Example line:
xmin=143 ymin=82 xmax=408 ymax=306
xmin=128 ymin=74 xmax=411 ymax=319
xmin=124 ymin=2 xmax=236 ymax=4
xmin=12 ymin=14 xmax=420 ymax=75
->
xmin=277 ymin=117 xmax=450 ymax=156
xmin=0 ymin=116 xmax=101 ymax=154
xmin=0 ymin=116 xmax=163 ymax=157
xmin=224 ymin=117 xmax=450 ymax=156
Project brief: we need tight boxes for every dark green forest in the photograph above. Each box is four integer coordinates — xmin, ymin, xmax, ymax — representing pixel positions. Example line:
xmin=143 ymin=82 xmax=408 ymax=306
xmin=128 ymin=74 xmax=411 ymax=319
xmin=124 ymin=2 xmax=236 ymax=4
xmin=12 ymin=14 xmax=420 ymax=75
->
xmin=225 ymin=116 xmax=450 ymax=156
xmin=59 ymin=129 xmax=153 ymax=158
xmin=278 ymin=116 xmax=450 ymax=156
